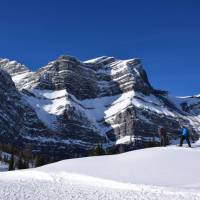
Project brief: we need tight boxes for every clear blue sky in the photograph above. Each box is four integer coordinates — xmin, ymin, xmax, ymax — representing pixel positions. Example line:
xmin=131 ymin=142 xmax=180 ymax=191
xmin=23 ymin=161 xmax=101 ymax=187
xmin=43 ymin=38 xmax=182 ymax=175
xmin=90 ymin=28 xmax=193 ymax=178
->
xmin=0 ymin=0 xmax=200 ymax=96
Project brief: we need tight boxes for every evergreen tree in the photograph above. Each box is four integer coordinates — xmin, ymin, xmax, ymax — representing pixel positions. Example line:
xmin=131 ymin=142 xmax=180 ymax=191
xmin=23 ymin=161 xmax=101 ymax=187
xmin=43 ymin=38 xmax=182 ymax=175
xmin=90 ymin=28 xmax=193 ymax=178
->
xmin=17 ymin=156 xmax=27 ymax=169
xmin=118 ymin=144 xmax=125 ymax=153
xmin=3 ymin=155 xmax=8 ymax=163
xmin=35 ymin=156 xmax=46 ymax=167
xmin=106 ymin=147 xmax=117 ymax=155
xmin=8 ymin=153 xmax=15 ymax=171
xmin=93 ymin=144 xmax=105 ymax=156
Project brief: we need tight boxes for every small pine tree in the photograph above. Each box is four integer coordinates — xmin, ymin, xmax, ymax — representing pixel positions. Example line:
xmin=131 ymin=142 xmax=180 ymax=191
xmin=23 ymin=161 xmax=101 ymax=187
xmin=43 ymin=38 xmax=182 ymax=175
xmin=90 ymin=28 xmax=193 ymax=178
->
xmin=0 ymin=153 xmax=2 ymax=162
xmin=17 ymin=156 xmax=27 ymax=169
xmin=93 ymin=144 xmax=105 ymax=156
xmin=8 ymin=153 xmax=15 ymax=171
xmin=3 ymin=155 xmax=8 ymax=163
xmin=106 ymin=147 xmax=116 ymax=155
xmin=35 ymin=156 xmax=46 ymax=167
xmin=118 ymin=144 xmax=125 ymax=153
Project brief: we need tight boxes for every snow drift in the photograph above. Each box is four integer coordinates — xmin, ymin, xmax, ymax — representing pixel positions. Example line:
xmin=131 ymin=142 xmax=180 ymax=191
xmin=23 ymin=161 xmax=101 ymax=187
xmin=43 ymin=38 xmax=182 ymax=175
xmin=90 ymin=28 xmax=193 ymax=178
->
xmin=1 ymin=144 xmax=200 ymax=200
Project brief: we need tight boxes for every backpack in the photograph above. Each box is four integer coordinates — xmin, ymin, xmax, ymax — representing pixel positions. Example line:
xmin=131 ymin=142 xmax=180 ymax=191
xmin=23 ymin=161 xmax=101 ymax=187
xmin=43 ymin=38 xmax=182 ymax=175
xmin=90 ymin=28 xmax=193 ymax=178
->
xmin=182 ymin=127 xmax=189 ymax=137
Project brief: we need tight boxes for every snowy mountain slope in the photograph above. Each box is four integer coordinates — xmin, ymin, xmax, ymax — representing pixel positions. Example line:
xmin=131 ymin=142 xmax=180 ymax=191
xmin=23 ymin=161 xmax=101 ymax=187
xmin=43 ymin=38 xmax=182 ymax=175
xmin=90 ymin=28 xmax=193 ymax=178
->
xmin=176 ymin=95 xmax=200 ymax=116
xmin=17 ymin=56 xmax=200 ymax=138
xmin=0 ymin=69 xmax=57 ymax=158
xmin=167 ymin=95 xmax=200 ymax=131
xmin=0 ymin=55 xmax=200 ymax=160
xmin=1 ymin=145 xmax=200 ymax=199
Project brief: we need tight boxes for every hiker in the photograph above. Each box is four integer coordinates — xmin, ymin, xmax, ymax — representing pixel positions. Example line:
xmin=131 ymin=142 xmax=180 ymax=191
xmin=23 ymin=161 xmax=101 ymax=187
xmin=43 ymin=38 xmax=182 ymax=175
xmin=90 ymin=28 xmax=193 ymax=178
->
xmin=190 ymin=127 xmax=195 ymax=143
xmin=158 ymin=126 xmax=167 ymax=147
xmin=179 ymin=126 xmax=191 ymax=147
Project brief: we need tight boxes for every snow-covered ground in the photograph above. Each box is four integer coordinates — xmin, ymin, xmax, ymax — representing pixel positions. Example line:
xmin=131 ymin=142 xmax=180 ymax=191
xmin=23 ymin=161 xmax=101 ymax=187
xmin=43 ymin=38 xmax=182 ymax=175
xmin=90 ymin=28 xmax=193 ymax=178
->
xmin=1 ymin=143 xmax=200 ymax=199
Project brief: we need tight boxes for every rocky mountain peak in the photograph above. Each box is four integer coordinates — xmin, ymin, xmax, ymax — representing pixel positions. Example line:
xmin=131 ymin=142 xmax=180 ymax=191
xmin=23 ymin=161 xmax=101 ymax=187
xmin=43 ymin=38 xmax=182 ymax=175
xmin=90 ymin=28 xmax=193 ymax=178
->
xmin=0 ymin=55 xmax=200 ymax=161
xmin=0 ymin=58 xmax=30 ymax=76
xmin=57 ymin=55 xmax=81 ymax=64
xmin=27 ymin=55 xmax=153 ymax=99
xmin=0 ymin=55 xmax=154 ymax=100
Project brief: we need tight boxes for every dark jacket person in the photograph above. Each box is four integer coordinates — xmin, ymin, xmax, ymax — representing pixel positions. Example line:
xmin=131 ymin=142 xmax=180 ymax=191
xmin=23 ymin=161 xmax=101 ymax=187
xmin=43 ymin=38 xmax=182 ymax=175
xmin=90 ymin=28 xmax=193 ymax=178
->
xmin=158 ymin=127 xmax=167 ymax=147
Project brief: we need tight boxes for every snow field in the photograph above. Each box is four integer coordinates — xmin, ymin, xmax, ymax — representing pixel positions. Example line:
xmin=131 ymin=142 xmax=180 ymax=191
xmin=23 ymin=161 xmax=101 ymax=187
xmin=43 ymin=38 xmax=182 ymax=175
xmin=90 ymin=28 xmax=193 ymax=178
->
xmin=1 ymin=145 xmax=200 ymax=199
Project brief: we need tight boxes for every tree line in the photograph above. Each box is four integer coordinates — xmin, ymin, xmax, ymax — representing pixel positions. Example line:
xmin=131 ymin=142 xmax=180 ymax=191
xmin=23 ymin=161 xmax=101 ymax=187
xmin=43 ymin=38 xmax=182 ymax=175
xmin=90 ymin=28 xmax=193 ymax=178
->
xmin=0 ymin=142 xmax=46 ymax=171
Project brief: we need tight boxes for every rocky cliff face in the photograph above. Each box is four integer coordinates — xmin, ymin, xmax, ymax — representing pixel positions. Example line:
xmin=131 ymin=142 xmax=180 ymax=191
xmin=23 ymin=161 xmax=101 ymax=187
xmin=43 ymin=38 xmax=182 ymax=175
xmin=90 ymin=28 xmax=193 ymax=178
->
xmin=0 ymin=55 xmax=199 ymax=160
xmin=0 ymin=69 xmax=50 ymax=149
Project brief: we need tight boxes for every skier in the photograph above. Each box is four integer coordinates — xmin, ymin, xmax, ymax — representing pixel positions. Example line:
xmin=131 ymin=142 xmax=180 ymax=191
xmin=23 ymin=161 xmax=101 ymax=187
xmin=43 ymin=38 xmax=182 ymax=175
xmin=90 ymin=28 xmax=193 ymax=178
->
xmin=158 ymin=126 xmax=167 ymax=147
xmin=179 ymin=126 xmax=191 ymax=147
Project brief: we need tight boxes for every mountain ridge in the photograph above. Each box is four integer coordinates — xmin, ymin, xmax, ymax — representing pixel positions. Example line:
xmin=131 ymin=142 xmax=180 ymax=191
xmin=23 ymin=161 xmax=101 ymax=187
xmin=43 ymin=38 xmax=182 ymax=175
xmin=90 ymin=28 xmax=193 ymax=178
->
xmin=0 ymin=55 xmax=200 ymax=161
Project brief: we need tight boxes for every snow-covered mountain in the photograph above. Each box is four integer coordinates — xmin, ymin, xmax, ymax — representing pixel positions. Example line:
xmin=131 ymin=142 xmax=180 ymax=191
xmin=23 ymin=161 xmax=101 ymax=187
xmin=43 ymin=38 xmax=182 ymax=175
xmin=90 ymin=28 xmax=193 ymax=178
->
xmin=0 ymin=55 xmax=200 ymax=160
xmin=1 ymin=144 xmax=200 ymax=199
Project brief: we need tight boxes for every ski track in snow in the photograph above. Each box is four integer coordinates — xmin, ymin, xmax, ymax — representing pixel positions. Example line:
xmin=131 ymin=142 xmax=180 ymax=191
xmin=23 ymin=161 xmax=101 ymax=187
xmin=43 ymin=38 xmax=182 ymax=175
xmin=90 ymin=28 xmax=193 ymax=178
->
xmin=0 ymin=172 xmax=200 ymax=200
xmin=1 ymin=144 xmax=200 ymax=200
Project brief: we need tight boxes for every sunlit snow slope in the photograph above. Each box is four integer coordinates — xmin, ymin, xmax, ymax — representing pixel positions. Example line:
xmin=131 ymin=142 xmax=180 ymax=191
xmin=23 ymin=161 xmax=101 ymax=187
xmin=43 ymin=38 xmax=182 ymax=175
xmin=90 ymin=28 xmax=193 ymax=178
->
xmin=1 ymin=143 xmax=200 ymax=200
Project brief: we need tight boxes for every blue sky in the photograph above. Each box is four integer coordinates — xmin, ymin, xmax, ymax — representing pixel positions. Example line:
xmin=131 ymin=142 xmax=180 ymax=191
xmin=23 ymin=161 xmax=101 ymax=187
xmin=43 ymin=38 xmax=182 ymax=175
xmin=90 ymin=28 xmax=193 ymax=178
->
xmin=0 ymin=0 xmax=200 ymax=96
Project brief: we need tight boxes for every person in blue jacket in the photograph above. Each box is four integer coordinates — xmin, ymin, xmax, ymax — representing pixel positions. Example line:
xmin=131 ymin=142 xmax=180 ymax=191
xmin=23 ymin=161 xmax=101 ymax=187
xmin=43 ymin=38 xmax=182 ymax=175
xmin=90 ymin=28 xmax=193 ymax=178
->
xmin=179 ymin=126 xmax=191 ymax=147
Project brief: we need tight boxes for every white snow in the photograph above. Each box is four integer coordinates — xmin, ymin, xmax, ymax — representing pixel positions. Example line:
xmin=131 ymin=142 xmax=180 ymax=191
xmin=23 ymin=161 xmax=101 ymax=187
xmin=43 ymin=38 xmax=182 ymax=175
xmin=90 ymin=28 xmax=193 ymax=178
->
xmin=83 ymin=56 xmax=109 ymax=63
xmin=23 ymin=89 xmax=69 ymax=130
xmin=34 ymin=89 xmax=67 ymax=99
xmin=23 ymin=86 xmax=193 ymax=134
xmin=80 ymin=90 xmax=179 ymax=128
xmin=12 ymin=71 xmax=33 ymax=83
xmin=168 ymin=94 xmax=200 ymax=108
xmin=1 ymin=145 xmax=200 ymax=199
xmin=116 ymin=135 xmax=134 ymax=144
xmin=40 ymin=144 xmax=200 ymax=188
xmin=22 ymin=135 xmax=92 ymax=146
xmin=22 ymin=87 xmax=135 ymax=133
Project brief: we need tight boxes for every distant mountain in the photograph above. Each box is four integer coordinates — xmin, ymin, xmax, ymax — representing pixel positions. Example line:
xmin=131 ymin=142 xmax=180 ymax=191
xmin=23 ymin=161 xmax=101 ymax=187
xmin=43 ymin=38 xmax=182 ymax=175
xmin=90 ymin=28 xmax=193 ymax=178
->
xmin=0 ymin=55 xmax=199 ymax=160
